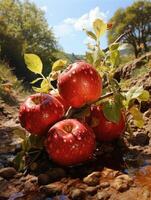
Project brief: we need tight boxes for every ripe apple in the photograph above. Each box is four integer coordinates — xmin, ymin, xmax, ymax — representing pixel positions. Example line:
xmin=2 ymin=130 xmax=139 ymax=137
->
xmin=19 ymin=93 xmax=65 ymax=135
xmin=45 ymin=119 xmax=96 ymax=166
xmin=57 ymin=61 xmax=102 ymax=108
xmin=50 ymin=90 xmax=69 ymax=112
xmin=89 ymin=105 xmax=125 ymax=141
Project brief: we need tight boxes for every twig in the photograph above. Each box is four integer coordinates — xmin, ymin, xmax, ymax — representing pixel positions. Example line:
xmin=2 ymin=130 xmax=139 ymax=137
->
xmin=104 ymin=29 xmax=131 ymax=52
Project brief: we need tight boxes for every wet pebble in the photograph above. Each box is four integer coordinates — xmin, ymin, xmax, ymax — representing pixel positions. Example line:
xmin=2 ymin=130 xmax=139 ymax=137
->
xmin=96 ymin=191 xmax=110 ymax=200
xmin=0 ymin=167 xmax=16 ymax=179
xmin=112 ymin=174 xmax=133 ymax=192
xmin=40 ymin=182 xmax=64 ymax=196
xmin=70 ymin=188 xmax=86 ymax=200
xmin=38 ymin=173 xmax=50 ymax=185
xmin=46 ymin=168 xmax=66 ymax=182
xmin=14 ymin=173 xmax=23 ymax=179
xmin=99 ymin=182 xmax=110 ymax=188
xmin=85 ymin=186 xmax=98 ymax=195
xmin=83 ymin=171 xmax=100 ymax=186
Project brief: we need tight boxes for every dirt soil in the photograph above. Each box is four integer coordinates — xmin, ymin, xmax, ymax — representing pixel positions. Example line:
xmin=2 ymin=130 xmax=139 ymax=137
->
xmin=0 ymin=53 xmax=151 ymax=200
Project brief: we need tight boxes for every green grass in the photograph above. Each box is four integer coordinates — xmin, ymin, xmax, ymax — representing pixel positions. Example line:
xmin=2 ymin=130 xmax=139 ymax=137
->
xmin=0 ymin=61 xmax=28 ymax=105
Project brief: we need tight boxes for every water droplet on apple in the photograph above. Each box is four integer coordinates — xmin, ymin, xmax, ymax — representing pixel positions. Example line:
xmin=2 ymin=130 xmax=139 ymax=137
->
xmin=54 ymin=134 xmax=58 ymax=139
xmin=90 ymin=70 xmax=93 ymax=74
xmin=73 ymin=79 xmax=77 ymax=82
xmin=77 ymin=136 xmax=82 ymax=140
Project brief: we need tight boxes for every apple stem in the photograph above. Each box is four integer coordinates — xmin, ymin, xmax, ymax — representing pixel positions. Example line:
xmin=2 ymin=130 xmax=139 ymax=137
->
xmin=65 ymin=90 xmax=128 ymax=119
xmin=94 ymin=89 xmax=128 ymax=103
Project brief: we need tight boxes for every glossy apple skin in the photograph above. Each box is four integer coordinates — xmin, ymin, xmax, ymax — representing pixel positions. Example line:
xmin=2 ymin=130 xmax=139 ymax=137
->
xmin=57 ymin=61 xmax=102 ymax=108
xmin=89 ymin=105 xmax=125 ymax=142
xmin=45 ymin=119 xmax=96 ymax=166
xmin=19 ymin=93 xmax=65 ymax=135
xmin=50 ymin=91 xmax=69 ymax=112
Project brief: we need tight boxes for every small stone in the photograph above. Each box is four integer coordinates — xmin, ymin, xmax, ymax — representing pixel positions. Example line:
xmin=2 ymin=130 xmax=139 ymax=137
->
xmin=97 ymin=191 xmax=110 ymax=200
xmin=38 ymin=173 xmax=50 ymax=185
xmin=46 ymin=168 xmax=66 ymax=182
xmin=0 ymin=167 xmax=16 ymax=179
xmin=14 ymin=173 xmax=23 ymax=179
xmin=99 ymin=182 xmax=110 ymax=188
xmin=112 ymin=174 xmax=133 ymax=192
xmin=70 ymin=188 xmax=86 ymax=200
xmin=40 ymin=182 xmax=64 ymax=196
xmin=100 ymin=168 xmax=121 ymax=179
xmin=85 ymin=186 xmax=98 ymax=195
xmin=83 ymin=172 xmax=100 ymax=186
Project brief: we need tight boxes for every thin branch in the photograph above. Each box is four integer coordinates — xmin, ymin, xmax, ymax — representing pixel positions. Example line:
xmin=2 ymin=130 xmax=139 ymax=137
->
xmin=104 ymin=29 xmax=131 ymax=52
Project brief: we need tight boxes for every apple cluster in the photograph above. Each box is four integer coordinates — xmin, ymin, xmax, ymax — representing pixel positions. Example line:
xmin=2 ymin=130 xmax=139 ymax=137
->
xmin=19 ymin=61 xmax=125 ymax=166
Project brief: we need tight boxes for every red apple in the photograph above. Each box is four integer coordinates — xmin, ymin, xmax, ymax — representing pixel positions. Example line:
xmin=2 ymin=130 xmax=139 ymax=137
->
xmin=57 ymin=61 xmax=102 ymax=108
xmin=50 ymin=90 xmax=69 ymax=111
xmin=19 ymin=93 xmax=65 ymax=135
xmin=45 ymin=119 xmax=96 ymax=166
xmin=89 ymin=105 xmax=125 ymax=141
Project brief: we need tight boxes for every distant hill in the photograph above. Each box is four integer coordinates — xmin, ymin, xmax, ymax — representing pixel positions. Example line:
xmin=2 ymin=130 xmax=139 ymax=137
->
xmin=65 ymin=53 xmax=84 ymax=63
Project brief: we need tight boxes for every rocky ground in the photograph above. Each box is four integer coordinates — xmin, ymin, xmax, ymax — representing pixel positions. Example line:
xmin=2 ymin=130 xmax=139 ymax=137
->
xmin=0 ymin=53 xmax=151 ymax=200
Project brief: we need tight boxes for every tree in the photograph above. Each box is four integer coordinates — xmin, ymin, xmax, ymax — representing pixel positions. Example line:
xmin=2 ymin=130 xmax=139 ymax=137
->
xmin=0 ymin=0 xmax=60 ymax=82
xmin=108 ymin=1 xmax=151 ymax=57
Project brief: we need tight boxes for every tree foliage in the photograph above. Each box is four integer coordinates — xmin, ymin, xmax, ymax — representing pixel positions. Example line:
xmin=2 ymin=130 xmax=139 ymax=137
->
xmin=0 ymin=0 xmax=60 ymax=82
xmin=108 ymin=1 xmax=151 ymax=57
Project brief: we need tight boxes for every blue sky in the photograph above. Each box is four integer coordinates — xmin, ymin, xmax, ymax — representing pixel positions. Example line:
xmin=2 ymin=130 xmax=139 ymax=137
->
xmin=32 ymin=0 xmax=135 ymax=54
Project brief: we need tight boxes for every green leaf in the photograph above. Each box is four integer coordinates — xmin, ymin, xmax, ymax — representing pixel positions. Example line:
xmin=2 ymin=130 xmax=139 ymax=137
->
xmin=110 ymin=49 xmax=120 ymax=68
xmin=84 ymin=30 xmax=97 ymax=41
xmin=40 ymin=79 xmax=50 ymax=92
xmin=29 ymin=135 xmax=43 ymax=149
xmin=93 ymin=49 xmax=105 ymax=67
xmin=93 ymin=19 xmax=107 ymax=39
xmin=32 ymin=86 xmax=45 ymax=93
xmin=114 ymin=93 xmax=124 ymax=109
xmin=32 ymin=79 xmax=51 ymax=93
xmin=13 ymin=151 xmax=25 ymax=171
xmin=129 ymin=106 xmax=144 ymax=128
xmin=87 ymin=43 xmax=95 ymax=51
xmin=22 ymin=137 xmax=31 ymax=152
xmin=138 ymin=90 xmax=150 ymax=101
xmin=85 ymin=52 xmax=94 ymax=64
xmin=52 ymin=59 xmax=67 ymax=72
xmin=30 ymin=77 xmax=43 ymax=84
xmin=110 ymin=78 xmax=120 ymax=93
xmin=103 ymin=101 xmax=121 ymax=123
xmin=126 ymin=86 xmax=144 ymax=100
xmin=24 ymin=54 xmax=43 ymax=74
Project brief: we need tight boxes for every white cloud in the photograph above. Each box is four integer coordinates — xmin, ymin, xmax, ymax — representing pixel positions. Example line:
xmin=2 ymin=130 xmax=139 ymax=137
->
xmin=54 ymin=23 xmax=74 ymax=37
xmin=54 ymin=6 xmax=108 ymax=38
xmin=40 ymin=6 xmax=47 ymax=12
